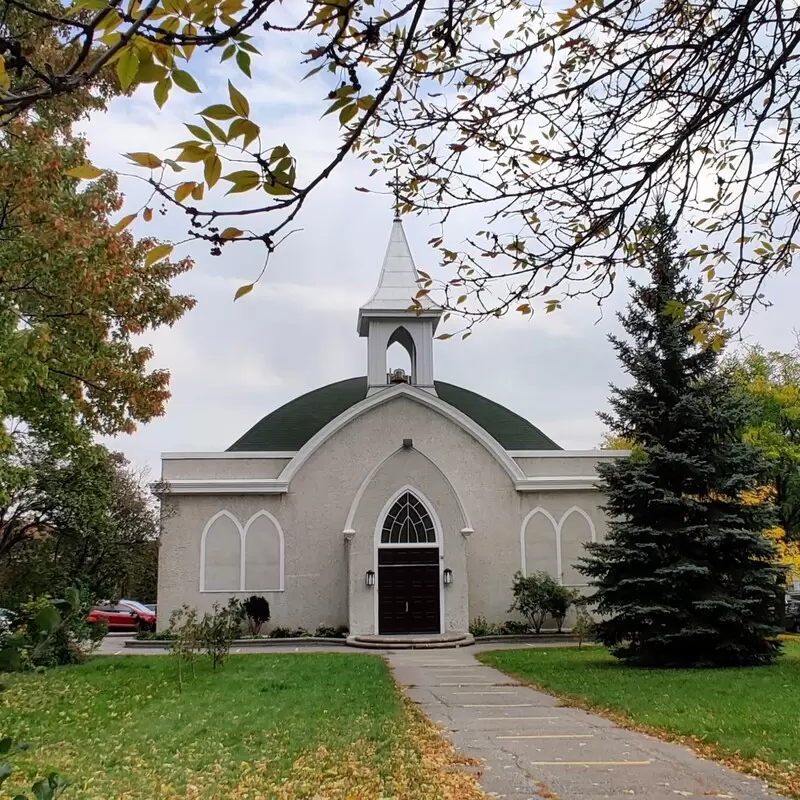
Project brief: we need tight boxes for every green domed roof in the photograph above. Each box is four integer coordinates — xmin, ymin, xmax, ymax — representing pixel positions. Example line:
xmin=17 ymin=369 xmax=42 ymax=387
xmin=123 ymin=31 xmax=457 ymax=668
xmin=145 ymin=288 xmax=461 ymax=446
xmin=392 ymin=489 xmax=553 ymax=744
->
xmin=228 ymin=377 xmax=561 ymax=452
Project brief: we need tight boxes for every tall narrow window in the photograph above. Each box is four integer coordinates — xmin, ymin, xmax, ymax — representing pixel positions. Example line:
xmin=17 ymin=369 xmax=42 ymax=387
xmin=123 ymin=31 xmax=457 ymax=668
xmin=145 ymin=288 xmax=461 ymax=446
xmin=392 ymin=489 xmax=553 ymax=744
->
xmin=381 ymin=492 xmax=436 ymax=544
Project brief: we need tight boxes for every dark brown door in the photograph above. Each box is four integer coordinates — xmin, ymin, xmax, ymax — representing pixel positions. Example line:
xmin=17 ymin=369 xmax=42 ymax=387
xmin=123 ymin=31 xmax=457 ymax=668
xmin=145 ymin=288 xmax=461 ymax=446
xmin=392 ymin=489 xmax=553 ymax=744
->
xmin=378 ymin=548 xmax=440 ymax=634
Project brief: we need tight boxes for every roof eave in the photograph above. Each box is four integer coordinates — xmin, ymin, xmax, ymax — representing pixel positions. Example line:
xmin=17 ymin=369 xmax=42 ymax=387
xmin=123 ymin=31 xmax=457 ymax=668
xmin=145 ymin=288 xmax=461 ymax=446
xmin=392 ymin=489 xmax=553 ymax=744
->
xmin=357 ymin=307 xmax=443 ymax=337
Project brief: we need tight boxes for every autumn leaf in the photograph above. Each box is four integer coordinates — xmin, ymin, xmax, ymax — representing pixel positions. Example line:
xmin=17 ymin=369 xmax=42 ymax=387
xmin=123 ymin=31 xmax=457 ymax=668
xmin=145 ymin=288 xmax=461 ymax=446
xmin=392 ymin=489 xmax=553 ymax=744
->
xmin=223 ymin=170 xmax=261 ymax=194
xmin=204 ymin=153 xmax=222 ymax=188
xmin=236 ymin=50 xmax=252 ymax=77
xmin=221 ymin=227 xmax=243 ymax=239
xmin=113 ymin=213 xmax=137 ymax=232
xmin=174 ymin=182 xmax=196 ymax=203
xmin=143 ymin=207 xmax=153 ymax=222
xmin=339 ymin=103 xmax=358 ymax=125
xmin=144 ymin=244 xmax=174 ymax=266
xmin=172 ymin=69 xmax=201 ymax=93
xmin=117 ymin=46 xmax=140 ymax=90
xmin=185 ymin=123 xmax=211 ymax=142
xmin=200 ymin=103 xmax=237 ymax=120
xmin=355 ymin=187 xmax=370 ymax=192
xmin=448 ymin=143 xmax=468 ymax=152
xmin=66 ymin=163 xmax=103 ymax=179
xmin=234 ymin=283 xmax=253 ymax=300
xmin=125 ymin=152 xmax=162 ymax=169
xmin=228 ymin=81 xmax=250 ymax=117
xmin=154 ymin=78 xmax=171 ymax=108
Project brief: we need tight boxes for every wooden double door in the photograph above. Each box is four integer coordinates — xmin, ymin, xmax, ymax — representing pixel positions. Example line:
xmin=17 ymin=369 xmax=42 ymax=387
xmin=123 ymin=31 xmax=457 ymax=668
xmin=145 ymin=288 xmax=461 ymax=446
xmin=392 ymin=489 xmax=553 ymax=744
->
xmin=378 ymin=547 xmax=440 ymax=635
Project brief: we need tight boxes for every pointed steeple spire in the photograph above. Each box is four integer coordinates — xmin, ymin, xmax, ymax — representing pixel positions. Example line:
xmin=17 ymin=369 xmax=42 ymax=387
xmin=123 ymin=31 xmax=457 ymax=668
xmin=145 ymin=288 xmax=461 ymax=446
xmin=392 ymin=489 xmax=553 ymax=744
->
xmin=359 ymin=218 xmax=427 ymax=316
xmin=358 ymin=215 xmax=442 ymax=395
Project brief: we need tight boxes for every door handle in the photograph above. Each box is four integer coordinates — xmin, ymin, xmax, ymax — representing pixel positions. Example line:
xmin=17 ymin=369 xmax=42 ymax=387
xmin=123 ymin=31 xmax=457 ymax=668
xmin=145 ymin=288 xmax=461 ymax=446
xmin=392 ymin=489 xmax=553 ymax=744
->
xmin=405 ymin=601 xmax=409 ymax=613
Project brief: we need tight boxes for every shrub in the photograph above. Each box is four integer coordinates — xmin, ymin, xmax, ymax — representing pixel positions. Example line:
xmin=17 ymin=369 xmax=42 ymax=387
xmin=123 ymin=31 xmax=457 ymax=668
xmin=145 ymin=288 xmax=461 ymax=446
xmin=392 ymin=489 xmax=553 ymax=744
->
xmin=572 ymin=602 xmax=595 ymax=649
xmin=547 ymin=586 xmax=576 ymax=633
xmin=1 ymin=588 xmax=106 ymax=671
xmin=469 ymin=616 xmax=500 ymax=637
xmin=199 ymin=598 xmax=244 ymax=669
xmin=268 ymin=626 xmax=293 ymax=639
xmin=168 ymin=605 xmax=200 ymax=691
xmin=242 ymin=595 xmax=271 ymax=636
xmin=509 ymin=571 xmax=558 ymax=634
xmin=134 ymin=614 xmax=156 ymax=634
xmin=313 ymin=624 xmax=347 ymax=638
xmin=500 ymin=619 xmax=531 ymax=635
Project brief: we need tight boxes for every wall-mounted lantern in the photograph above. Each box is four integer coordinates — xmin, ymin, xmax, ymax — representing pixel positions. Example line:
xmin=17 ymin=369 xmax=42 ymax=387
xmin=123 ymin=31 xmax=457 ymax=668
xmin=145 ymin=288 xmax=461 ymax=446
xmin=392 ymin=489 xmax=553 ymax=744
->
xmin=365 ymin=570 xmax=376 ymax=587
xmin=443 ymin=568 xmax=453 ymax=586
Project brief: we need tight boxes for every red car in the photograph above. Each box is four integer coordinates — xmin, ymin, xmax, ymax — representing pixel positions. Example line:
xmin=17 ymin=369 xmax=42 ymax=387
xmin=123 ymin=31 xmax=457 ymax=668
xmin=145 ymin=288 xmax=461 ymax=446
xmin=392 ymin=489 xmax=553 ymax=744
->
xmin=87 ymin=600 xmax=156 ymax=631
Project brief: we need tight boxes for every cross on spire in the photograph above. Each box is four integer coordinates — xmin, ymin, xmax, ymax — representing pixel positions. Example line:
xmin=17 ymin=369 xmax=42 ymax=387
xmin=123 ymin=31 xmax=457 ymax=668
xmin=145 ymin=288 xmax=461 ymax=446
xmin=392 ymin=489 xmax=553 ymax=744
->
xmin=386 ymin=173 xmax=402 ymax=220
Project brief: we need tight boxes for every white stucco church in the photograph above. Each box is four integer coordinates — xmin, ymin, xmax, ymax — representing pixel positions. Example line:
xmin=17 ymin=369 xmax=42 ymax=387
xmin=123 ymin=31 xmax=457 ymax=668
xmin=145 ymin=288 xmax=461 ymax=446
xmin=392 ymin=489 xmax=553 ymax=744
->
xmin=157 ymin=214 xmax=623 ymax=640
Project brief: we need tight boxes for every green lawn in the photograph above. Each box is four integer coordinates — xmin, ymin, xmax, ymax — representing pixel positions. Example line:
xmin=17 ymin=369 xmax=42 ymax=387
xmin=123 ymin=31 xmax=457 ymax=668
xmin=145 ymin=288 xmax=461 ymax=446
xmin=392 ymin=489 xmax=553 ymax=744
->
xmin=0 ymin=654 xmax=480 ymax=800
xmin=480 ymin=641 xmax=800 ymax=793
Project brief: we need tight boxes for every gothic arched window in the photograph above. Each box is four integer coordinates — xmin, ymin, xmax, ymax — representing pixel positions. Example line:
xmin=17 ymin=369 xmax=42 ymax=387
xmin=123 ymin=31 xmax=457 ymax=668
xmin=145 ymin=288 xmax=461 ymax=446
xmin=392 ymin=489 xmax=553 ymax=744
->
xmin=381 ymin=492 xmax=436 ymax=544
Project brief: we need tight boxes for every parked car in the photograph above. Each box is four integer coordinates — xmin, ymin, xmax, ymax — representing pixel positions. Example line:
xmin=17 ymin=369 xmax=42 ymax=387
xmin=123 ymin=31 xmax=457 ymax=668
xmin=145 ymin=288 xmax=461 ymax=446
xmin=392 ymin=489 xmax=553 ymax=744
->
xmin=0 ymin=608 xmax=15 ymax=639
xmin=87 ymin=604 xmax=138 ymax=631
xmin=119 ymin=599 xmax=156 ymax=631
xmin=786 ymin=593 xmax=800 ymax=633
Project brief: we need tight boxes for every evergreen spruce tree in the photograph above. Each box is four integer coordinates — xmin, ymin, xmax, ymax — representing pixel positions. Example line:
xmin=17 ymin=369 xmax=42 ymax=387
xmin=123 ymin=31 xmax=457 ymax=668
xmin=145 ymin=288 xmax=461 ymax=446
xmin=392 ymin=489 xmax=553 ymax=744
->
xmin=580 ymin=212 xmax=782 ymax=667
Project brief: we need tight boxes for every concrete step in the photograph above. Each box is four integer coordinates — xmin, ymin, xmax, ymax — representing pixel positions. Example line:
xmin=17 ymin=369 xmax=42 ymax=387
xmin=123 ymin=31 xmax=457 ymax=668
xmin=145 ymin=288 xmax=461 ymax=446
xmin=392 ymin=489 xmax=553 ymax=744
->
xmin=346 ymin=633 xmax=475 ymax=650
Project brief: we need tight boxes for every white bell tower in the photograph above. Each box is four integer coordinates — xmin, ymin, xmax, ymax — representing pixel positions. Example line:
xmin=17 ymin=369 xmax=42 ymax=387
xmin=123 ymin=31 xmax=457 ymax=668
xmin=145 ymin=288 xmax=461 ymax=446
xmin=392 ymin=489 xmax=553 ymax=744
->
xmin=357 ymin=214 xmax=442 ymax=395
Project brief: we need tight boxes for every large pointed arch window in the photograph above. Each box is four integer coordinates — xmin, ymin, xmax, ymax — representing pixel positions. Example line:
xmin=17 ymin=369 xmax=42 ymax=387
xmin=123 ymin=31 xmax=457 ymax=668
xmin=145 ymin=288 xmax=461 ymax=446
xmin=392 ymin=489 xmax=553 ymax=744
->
xmin=381 ymin=492 xmax=436 ymax=544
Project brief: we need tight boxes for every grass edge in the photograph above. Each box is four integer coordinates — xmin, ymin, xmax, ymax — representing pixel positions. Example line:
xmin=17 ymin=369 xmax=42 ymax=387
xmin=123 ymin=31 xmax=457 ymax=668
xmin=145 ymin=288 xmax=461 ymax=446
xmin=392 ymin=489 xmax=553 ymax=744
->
xmin=475 ymin=651 xmax=800 ymax=800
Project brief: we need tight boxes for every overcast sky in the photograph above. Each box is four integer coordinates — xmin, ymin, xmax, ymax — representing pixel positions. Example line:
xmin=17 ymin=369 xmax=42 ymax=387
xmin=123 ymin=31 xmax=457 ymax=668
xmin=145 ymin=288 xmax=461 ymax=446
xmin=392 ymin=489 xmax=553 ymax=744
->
xmin=81 ymin=40 xmax=800 ymax=477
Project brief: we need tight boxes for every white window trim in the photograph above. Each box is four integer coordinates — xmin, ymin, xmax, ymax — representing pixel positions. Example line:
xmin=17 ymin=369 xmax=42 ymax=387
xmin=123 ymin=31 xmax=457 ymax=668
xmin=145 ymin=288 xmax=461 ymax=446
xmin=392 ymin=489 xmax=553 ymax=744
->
xmin=520 ymin=505 xmax=597 ymax=585
xmin=199 ymin=509 xmax=285 ymax=593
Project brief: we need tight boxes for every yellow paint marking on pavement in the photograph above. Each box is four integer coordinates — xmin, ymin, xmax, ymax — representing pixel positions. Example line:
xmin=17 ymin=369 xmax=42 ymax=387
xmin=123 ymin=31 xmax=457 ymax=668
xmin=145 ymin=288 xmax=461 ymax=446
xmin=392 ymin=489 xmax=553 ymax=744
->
xmin=530 ymin=761 xmax=651 ymax=766
xmin=439 ymin=682 xmax=496 ymax=686
xmin=496 ymin=734 xmax=593 ymax=740
xmin=477 ymin=716 xmax=562 ymax=721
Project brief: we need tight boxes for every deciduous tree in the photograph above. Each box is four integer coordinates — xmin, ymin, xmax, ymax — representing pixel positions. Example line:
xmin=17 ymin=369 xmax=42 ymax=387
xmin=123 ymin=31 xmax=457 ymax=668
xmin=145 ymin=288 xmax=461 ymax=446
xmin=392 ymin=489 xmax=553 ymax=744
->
xmin=5 ymin=0 xmax=797 ymax=328
xmin=0 ymin=437 xmax=162 ymax=607
xmin=727 ymin=345 xmax=800 ymax=542
xmin=0 ymin=103 xmax=195 ymax=451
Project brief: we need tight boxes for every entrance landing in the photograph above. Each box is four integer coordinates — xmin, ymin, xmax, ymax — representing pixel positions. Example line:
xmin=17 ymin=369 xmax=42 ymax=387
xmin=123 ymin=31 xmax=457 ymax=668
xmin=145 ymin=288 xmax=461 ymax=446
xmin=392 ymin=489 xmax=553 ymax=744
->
xmin=346 ymin=632 xmax=474 ymax=649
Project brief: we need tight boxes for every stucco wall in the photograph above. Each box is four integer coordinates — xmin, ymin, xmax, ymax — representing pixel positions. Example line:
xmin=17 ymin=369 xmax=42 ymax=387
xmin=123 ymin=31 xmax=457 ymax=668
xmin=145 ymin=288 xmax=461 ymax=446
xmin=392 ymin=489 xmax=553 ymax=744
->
xmin=158 ymin=393 xmax=613 ymax=633
xmin=162 ymin=457 xmax=290 ymax=480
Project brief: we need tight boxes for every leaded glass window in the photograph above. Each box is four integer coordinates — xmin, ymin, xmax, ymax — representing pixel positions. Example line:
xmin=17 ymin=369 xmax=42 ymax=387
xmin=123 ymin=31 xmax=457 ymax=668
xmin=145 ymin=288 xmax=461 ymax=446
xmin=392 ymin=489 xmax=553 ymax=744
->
xmin=381 ymin=492 xmax=436 ymax=544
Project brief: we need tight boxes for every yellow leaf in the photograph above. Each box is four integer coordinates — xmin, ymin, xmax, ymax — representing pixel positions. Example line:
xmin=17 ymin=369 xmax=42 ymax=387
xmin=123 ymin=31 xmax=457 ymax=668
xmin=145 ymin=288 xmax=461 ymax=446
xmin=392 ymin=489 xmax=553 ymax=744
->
xmin=228 ymin=81 xmax=250 ymax=117
xmin=221 ymin=227 xmax=243 ymax=239
xmin=175 ymin=182 xmax=195 ymax=203
xmin=66 ymin=163 xmax=103 ymax=179
xmin=339 ymin=103 xmax=358 ymax=125
xmin=143 ymin=207 xmax=153 ymax=221
xmin=125 ymin=151 xmax=162 ymax=169
xmin=116 ymin=46 xmax=140 ymax=90
xmin=176 ymin=144 xmax=208 ymax=163
xmin=234 ymin=283 xmax=253 ymax=301
xmin=223 ymin=170 xmax=261 ymax=194
xmin=191 ymin=184 xmax=204 ymax=201
xmin=204 ymin=153 xmax=222 ymax=188
xmin=154 ymin=78 xmax=171 ymax=108
xmin=172 ymin=68 xmax=201 ymax=93
xmin=145 ymin=244 xmax=174 ymax=266
xmin=200 ymin=104 xmax=237 ymax=120
xmin=113 ymin=213 xmax=137 ymax=232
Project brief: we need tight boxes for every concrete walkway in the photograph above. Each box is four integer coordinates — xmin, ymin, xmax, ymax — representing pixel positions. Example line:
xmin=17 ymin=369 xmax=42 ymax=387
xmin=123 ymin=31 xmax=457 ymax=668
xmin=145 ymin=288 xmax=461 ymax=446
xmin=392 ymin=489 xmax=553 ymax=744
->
xmin=388 ymin=648 xmax=781 ymax=800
